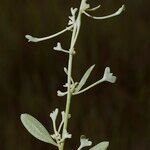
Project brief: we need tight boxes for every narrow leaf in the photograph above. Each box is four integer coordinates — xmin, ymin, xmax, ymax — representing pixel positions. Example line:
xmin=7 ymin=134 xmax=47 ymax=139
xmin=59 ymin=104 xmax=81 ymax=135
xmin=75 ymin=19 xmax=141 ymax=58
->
xmin=64 ymin=67 xmax=74 ymax=84
xmin=75 ymin=64 xmax=95 ymax=92
xmin=20 ymin=114 xmax=57 ymax=146
xmin=89 ymin=141 xmax=109 ymax=150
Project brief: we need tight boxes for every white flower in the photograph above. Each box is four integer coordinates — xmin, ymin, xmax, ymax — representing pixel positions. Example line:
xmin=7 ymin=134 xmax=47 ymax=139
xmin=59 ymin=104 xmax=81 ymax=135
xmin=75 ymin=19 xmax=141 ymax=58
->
xmin=80 ymin=137 xmax=92 ymax=147
xmin=102 ymin=67 xmax=117 ymax=83
xmin=53 ymin=42 xmax=70 ymax=54
xmin=77 ymin=136 xmax=92 ymax=150
xmin=57 ymin=90 xmax=68 ymax=97
xmin=63 ymin=83 xmax=76 ymax=90
xmin=71 ymin=7 xmax=78 ymax=16
xmin=61 ymin=111 xmax=71 ymax=122
xmin=50 ymin=108 xmax=59 ymax=123
xmin=51 ymin=132 xmax=61 ymax=141
xmin=80 ymin=0 xmax=90 ymax=12
xmin=25 ymin=35 xmax=39 ymax=42
xmin=62 ymin=129 xmax=72 ymax=140
xmin=63 ymin=83 xmax=68 ymax=88
xmin=58 ymin=111 xmax=71 ymax=133
xmin=68 ymin=7 xmax=78 ymax=25
xmin=53 ymin=42 xmax=63 ymax=51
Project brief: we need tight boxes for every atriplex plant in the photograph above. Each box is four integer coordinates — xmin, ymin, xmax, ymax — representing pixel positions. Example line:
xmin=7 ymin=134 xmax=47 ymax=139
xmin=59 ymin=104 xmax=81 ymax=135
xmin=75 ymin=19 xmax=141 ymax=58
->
xmin=20 ymin=0 xmax=125 ymax=150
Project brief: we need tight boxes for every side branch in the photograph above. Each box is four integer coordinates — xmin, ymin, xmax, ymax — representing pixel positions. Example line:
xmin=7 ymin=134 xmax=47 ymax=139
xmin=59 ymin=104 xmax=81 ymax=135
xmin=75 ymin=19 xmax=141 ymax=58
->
xmin=83 ymin=5 xmax=125 ymax=20
xmin=25 ymin=25 xmax=73 ymax=42
xmin=73 ymin=79 xmax=104 ymax=95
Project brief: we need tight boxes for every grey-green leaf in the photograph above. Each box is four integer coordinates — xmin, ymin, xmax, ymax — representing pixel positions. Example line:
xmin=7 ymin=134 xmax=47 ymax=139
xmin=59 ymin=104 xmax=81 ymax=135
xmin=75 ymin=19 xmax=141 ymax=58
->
xmin=75 ymin=64 xmax=95 ymax=92
xmin=20 ymin=114 xmax=57 ymax=146
xmin=89 ymin=141 xmax=109 ymax=150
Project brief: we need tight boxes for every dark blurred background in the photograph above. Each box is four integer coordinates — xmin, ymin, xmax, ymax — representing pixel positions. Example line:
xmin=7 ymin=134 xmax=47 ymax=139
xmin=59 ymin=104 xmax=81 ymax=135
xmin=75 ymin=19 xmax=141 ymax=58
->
xmin=0 ymin=0 xmax=150 ymax=149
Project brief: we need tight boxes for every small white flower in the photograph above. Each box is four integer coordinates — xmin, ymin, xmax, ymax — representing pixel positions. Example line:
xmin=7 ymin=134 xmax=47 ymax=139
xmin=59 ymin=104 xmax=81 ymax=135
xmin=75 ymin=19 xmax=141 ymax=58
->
xmin=81 ymin=0 xmax=90 ymax=12
xmin=51 ymin=132 xmax=61 ymax=141
xmin=78 ymin=136 xmax=92 ymax=150
xmin=68 ymin=7 xmax=78 ymax=25
xmin=102 ymin=67 xmax=117 ymax=83
xmin=53 ymin=42 xmax=70 ymax=54
xmin=62 ymin=129 xmax=72 ymax=140
xmin=57 ymin=90 xmax=68 ymax=97
xmin=71 ymin=7 xmax=78 ymax=15
xmin=50 ymin=108 xmax=59 ymax=123
xmin=25 ymin=35 xmax=39 ymax=42
xmin=53 ymin=42 xmax=63 ymax=51
xmin=63 ymin=83 xmax=75 ymax=89
xmin=58 ymin=111 xmax=71 ymax=133
xmin=61 ymin=111 xmax=71 ymax=122
xmin=63 ymin=83 xmax=68 ymax=88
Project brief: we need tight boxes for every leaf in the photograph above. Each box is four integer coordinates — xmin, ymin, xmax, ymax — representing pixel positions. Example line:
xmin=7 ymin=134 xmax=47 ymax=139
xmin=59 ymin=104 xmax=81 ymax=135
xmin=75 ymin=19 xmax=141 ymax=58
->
xmin=20 ymin=114 xmax=57 ymax=146
xmin=75 ymin=65 xmax=95 ymax=92
xmin=89 ymin=141 xmax=109 ymax=150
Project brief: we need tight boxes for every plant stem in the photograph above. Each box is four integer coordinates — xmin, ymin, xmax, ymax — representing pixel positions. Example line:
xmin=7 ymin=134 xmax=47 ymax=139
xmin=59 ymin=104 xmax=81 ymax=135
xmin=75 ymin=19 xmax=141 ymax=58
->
xmin=73 ymin=79 xmax=104 ymax=95
xmin=59 ymin=1 xmax=84 ymax=150
xmin=59 ymin=26 xmax=76 ymax=150
xmin=25 ymin=25 xmax=73 ymax=43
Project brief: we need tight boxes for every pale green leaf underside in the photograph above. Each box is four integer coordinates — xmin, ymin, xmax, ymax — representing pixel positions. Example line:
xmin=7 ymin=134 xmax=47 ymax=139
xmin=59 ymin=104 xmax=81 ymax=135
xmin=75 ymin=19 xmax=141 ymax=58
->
xmin=75 ymin=64 xmax=95 ymax=92
xmin=20 ymin=114 xmax=57 ymax=146
xmin=89 ymin=141 xmax=109 ymax=150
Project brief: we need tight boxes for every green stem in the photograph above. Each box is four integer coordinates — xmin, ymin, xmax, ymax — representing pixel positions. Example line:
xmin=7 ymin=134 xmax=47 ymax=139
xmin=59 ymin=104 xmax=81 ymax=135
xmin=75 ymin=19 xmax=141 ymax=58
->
xmin=59 ymin=1 xmax=84 ymax=150
xmin=73 ymin=79 xmax=104 ymax=95
xmin=59 ymin=26 xmax=76 ymax=150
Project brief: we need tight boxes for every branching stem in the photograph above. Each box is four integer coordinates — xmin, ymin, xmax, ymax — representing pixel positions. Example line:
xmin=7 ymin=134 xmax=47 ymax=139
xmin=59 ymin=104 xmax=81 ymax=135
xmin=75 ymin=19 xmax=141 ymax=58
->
xmin=26 ymin=25 xmax=73 ymax=42
xmin=22 ymin=0 xmax=124 ymax=149
xmin=59 ymin=1 xmax=84 ymax=150
xmin=73 ymin=79 xmax=104 ymax=95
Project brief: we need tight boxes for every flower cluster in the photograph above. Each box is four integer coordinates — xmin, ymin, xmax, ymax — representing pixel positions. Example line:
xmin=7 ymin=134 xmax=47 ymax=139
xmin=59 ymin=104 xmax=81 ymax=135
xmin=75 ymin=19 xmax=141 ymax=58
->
xmin=50 ymin=109 xmax=71 ymax=144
